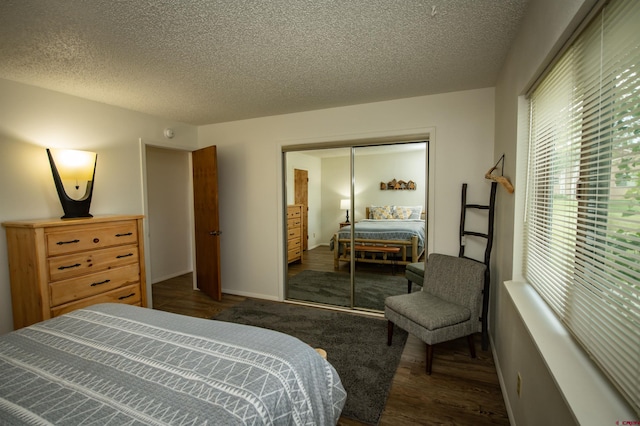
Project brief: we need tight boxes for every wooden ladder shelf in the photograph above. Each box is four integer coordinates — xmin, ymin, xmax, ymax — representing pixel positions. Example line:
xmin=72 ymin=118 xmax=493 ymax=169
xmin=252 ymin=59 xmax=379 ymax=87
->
xmin=459 ymin=182 xmax=497 ymax=351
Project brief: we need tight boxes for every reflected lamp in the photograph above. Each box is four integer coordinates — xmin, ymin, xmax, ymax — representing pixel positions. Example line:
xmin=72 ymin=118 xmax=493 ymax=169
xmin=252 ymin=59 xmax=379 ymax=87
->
xmin=340 ymin=198 xmax=350 ymax=223
xmin=46 ymin=148 xmax=97 ymax=219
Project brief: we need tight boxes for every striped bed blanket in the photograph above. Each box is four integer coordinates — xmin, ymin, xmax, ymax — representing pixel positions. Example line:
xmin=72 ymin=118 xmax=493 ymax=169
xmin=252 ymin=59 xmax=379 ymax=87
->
xmin=0 ymin=303 xmax=346 ymax=425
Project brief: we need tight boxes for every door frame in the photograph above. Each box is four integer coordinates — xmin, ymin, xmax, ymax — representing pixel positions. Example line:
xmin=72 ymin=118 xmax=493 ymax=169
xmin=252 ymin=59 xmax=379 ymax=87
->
xmin=139 ymin=139 xmax=197 ymax=307
xmin=294 ymin=168 xmax=309 ymax=251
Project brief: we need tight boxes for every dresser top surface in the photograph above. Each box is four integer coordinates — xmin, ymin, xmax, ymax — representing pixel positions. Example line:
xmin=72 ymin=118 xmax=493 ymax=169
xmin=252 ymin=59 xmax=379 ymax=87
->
xmin=2 ymin=215 xmax=144 ymax=229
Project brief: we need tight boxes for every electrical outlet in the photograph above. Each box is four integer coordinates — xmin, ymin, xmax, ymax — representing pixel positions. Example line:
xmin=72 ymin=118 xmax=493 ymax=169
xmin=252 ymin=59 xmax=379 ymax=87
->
xmin=516 ymin=372 xmax=522 ymax=397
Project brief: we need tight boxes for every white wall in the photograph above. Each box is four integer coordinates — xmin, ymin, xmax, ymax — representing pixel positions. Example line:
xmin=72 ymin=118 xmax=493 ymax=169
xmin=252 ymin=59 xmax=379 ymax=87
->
xmin=319 ymin=155 xmax=351 ymax=241
xmin=354 ymin=146 xmax=427 ymax=216
xmin=145 ymin=146 xmax=193 ymax=283
xmin=198 ymin=87 xmax=495 ymax=300
xmin=493 ymin=0 xmax=635 ymax=423
xmin=0 ymin=78 xmax=198 ymax=334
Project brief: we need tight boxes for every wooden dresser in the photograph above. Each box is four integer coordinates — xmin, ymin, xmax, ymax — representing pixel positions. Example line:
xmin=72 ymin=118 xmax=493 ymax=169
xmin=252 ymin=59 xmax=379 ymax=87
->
xmin=2 ymin=215 xmax=147 ymax=329
xmin=287 ymin=204 xmax=303 ymax=264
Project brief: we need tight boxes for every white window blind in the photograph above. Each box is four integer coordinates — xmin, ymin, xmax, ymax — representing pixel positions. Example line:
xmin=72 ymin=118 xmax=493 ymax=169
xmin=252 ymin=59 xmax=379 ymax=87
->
xmin=525 ymin=0 xmax=639 ymax=414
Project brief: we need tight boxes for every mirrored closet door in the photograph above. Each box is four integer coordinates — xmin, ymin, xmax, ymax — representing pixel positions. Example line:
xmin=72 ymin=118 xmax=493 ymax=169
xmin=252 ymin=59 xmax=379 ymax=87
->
xmin=284 ymin=141 xmax=428 ymax=313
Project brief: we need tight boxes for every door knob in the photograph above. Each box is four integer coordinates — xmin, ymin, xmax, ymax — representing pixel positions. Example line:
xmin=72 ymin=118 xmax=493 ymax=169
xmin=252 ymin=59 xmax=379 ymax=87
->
xmin=209 ymin=230 xmax=222 ymax=236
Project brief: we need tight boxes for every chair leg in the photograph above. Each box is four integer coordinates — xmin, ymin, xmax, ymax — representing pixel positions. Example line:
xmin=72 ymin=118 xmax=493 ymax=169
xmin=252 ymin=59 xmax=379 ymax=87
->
xmin=467 ymin=334 xmax=477 ymax=359
xmin=407 ymin=280 xmax=412 ymax=293
xmin=425 ymin=344 xmax=434 ymax=375
xmin=387 ymin=321 xmax=394 ymax=346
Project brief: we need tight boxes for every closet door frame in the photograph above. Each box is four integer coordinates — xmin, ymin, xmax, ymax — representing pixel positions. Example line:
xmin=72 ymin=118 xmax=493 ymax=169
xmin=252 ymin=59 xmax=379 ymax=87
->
xmin=281 ymin=131 xmax=434 ymax=312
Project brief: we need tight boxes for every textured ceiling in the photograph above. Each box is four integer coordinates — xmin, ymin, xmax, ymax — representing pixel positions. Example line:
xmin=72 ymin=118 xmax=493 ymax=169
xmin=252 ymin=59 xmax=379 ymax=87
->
xmin=0 ymin=0 xmax=528 ymax=125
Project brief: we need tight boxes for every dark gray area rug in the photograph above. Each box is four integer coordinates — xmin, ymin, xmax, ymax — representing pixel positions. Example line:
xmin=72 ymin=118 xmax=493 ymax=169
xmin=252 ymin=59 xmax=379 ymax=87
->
xmin=287 ymin=269 xmax=418 ymax=311
xmin=213 ymin=299 xmax=408 ymax=425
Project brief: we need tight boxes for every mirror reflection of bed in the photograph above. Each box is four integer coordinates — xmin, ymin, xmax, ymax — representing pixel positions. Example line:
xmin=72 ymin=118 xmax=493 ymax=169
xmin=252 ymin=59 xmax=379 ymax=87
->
xmin=284 ymin=141 xmax=428 ymax=313
xmin=332 ymin=206 xmax=425 ymax=269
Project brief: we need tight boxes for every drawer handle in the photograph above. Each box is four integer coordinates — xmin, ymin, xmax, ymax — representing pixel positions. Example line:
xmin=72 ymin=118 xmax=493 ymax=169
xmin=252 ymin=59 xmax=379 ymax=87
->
xmin=116 ymin=232 xmax=133 ymax=237
xmin=116 ymin=253 xmax=134 ymax=259
xmin=56 ymin=239 xmax=80 ymax=245
xmin=118 ymin=293 xmax=136 ymax=300
xmin=58 ymin=263 xmax=81 ymax=270
xmin=90 ymin=279 xmax=111 ymax=287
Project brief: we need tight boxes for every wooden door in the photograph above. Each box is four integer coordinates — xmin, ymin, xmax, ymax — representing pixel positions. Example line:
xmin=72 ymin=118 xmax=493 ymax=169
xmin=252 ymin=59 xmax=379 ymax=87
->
xmin=294 ymin=169 xmax=308 ymax=250
xmin=192 ymin=146 xmax=222 ymax=301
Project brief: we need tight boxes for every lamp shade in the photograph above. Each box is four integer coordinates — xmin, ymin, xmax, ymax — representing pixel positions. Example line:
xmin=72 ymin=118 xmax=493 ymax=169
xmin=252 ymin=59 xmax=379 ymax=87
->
xmin=340 ymin=199 xmax=350 ymax=210
xmin=54 ymin=149 xmax=97 ymax=181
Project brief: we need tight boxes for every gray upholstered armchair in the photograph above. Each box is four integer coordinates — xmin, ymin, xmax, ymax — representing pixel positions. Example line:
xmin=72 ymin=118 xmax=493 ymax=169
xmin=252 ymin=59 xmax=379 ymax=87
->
xmin=385 ymin=253 xmax=486 ymax=374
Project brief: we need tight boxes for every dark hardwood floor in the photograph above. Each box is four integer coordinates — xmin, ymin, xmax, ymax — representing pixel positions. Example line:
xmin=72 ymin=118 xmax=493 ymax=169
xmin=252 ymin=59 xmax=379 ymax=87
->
xmin=152 ymin=246 xmax=510 ymax=425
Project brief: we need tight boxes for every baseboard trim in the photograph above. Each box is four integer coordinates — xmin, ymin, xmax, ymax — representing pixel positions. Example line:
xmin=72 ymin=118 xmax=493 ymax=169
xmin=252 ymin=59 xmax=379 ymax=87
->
xmin=221 ymin=289 xmax=280 ymax=301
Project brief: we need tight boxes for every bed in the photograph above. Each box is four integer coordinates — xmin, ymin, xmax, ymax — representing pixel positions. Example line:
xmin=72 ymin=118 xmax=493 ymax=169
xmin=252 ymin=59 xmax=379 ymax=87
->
xmin=0 ymin=303 xmax=346 ymax=425
xmin=331 ymin=205 xmax=425 ymax=268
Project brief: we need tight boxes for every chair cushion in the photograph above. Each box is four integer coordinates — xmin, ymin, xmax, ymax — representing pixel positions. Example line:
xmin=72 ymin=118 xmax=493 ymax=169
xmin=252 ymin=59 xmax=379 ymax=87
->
xmin=385 ymin=291 xmax=470 ymax=331
xmin=405 ymin=262 xmax=425 ymax=286
xmin=405 ymin=262 xmax=425 ymax=276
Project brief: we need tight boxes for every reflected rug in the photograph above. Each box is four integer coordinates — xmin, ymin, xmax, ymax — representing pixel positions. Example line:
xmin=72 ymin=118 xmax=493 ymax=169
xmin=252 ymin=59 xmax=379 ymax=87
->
xmin=287 ymin=269 xmax=418 ymax=311
xmin=213 ymin=299 xmax=408 ymax=425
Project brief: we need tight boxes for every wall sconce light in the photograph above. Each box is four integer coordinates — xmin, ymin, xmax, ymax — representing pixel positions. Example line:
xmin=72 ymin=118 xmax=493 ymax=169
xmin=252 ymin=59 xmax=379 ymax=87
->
xmin=46 ymin=148 xmax=97 ymax=219
xmin=340 ymin=198 xmax=350 ymax=223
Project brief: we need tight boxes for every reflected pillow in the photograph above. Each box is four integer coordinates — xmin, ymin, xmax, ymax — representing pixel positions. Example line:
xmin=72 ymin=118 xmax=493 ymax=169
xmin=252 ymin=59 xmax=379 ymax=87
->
xmin=370 ymin=205 xmax=394 ymax=220
xmin=394 ymin=205 xmax=422 ymax=219
xmin=393 ymin=206 xmax=413 ymax=219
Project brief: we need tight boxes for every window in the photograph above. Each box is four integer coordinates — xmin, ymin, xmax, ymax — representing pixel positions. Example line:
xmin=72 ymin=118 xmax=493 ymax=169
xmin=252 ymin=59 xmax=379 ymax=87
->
xmin=524 ymin=0 xmax=639 ymax=413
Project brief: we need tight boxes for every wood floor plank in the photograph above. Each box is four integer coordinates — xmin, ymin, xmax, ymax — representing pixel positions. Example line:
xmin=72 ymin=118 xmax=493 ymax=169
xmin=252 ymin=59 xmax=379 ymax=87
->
xmin=152 ymin=246 xmax=509 ymax=425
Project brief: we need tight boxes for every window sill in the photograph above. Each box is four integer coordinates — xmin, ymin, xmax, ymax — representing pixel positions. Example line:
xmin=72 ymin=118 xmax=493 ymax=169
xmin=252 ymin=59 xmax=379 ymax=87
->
xmin=504 ymin=280 xmax=636 ymax=424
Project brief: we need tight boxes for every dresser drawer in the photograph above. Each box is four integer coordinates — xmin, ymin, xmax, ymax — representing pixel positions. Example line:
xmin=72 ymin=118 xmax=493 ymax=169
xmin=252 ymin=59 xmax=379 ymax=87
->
xmin=287 ymin=226 xmax=301 ymax=239
xmin=48 ymin=244 xmax=139 ymax=282
xmin=51 ymin=283 xmax=142 ymax=317
xmin=287 ymin=208 xmax=302 ymax=219
xmin=49 ymin=263 xmax=140 ymax=306
xmin=288 ymin=247 xmax=302 ymax=262
xmin=46 ymin=220 xmax=138 ymax=256
xmin=288 ymin=237 xmax=301 ymax=249
xmin=287 ymin=217 xmax=302 ymax=228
